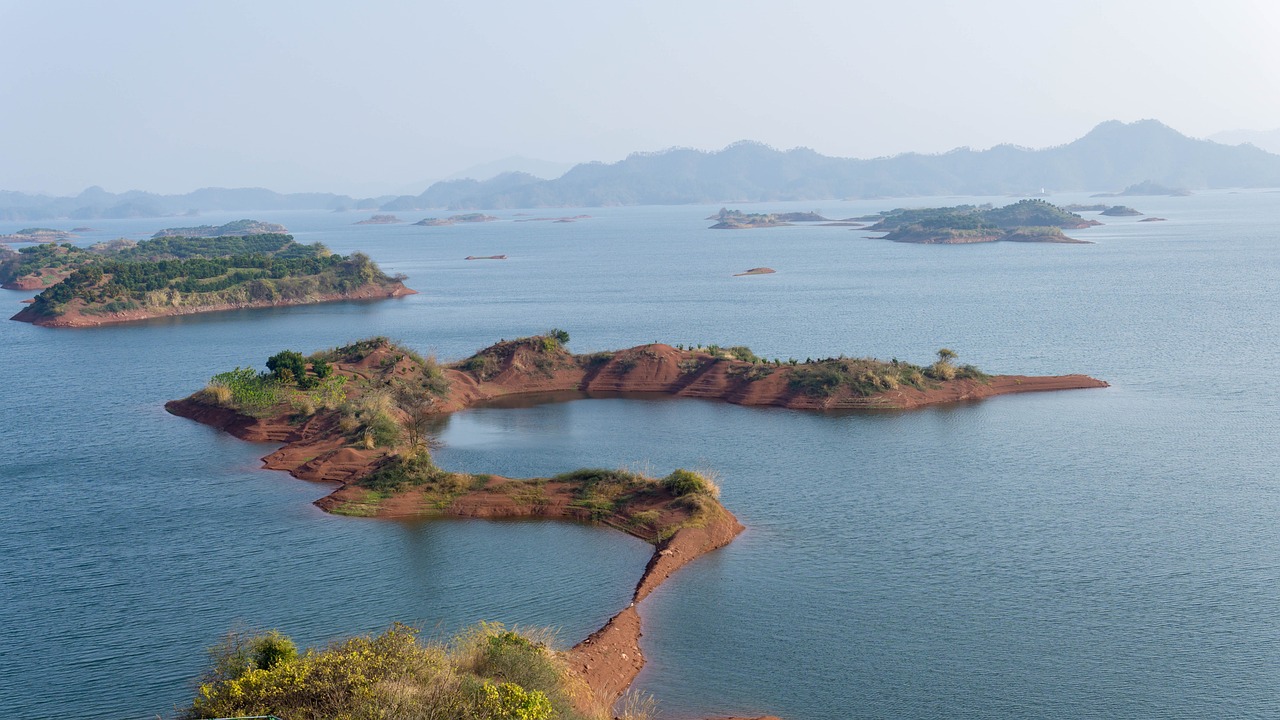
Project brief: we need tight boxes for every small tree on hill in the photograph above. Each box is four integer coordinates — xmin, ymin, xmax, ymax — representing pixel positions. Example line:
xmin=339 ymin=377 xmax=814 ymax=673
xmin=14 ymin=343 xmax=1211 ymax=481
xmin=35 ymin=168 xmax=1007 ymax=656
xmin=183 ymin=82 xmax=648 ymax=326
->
xmin=266 ymin=350 xmax=307 ymax=385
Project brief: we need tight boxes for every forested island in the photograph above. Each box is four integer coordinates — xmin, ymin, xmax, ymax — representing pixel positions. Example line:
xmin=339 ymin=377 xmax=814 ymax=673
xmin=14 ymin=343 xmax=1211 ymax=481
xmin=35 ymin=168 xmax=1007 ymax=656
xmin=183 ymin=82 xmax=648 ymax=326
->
xmin=415 ymin=213 xmax=499 ymax=226
xmin=863 ymin=199 xmax=1100 ymax=244
xmin=708 ymin=208 xmax=831 ymax=229
xmin=5 ymin=233 xmax=413 ymax=327
xmin=152 ymin=219 xmax=288 ymax=238
xmin=166 ymin=333 xmax=1104 ymax=718
xmin=0 ymin=227 xmax=76 ymax=243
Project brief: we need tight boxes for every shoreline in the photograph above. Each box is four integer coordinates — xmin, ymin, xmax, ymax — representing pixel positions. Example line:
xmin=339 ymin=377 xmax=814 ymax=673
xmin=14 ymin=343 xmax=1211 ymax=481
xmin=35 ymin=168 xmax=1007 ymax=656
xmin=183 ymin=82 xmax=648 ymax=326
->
xmin=10 ymin=282 xmax=416 ymax=328
xmin=165 ymin=338 xmax=1106 ymax=717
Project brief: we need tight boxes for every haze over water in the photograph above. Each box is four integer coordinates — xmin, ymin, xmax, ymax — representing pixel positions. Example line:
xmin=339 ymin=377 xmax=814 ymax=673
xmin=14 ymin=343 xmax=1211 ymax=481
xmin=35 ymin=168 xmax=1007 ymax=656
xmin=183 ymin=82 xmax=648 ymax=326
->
xmin=1 ymin=193 xmax=1277 ymax=718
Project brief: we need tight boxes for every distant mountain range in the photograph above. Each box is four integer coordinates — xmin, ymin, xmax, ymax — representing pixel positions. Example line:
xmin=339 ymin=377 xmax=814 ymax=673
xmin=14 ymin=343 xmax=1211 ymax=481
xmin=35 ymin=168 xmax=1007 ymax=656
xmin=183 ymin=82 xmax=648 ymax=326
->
xmin=4 ymin=120 xmax=1279 ymax=220
xmin=1209 ymin=127 xmax=1280 ymax=155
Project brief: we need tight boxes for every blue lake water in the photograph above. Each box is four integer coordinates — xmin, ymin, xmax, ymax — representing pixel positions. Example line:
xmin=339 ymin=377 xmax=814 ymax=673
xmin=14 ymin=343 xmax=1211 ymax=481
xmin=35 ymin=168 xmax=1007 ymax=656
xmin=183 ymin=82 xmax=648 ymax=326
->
xmin=1 ymin=194 xmax=1277 ymax=718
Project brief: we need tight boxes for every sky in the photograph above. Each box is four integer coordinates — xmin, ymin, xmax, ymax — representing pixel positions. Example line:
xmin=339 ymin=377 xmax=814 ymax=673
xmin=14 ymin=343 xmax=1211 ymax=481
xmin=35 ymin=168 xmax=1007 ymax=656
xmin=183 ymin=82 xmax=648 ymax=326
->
xmin=3 ymin=0 xmax=1280 ymax=196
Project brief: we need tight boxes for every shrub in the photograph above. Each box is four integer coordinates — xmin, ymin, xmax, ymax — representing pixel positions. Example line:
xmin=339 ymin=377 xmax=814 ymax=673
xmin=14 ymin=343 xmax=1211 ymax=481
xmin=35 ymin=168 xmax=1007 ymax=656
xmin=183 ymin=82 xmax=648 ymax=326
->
xmin=662 ymin=469 xmax=718 ymax=498
xmin=266 ymin=350 xmax=307 ymax=384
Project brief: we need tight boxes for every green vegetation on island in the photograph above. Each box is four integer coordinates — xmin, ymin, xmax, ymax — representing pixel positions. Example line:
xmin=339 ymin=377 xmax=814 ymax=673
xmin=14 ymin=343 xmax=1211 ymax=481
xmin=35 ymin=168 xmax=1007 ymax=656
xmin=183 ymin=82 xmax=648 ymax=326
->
xmin=1100 ymin=205 xmax=1143 ymax=216
xmin=182 ymin=622 xmax=647 ymax=720
xmin=11 ymin=234 xmax=410 ymax=325
xmin=152 ymin=219 xmax=288 ymax=238
xmin=415 ymin=213 xmax=500 ymax=226
xmin=0 ymin=227 xmax=76 ymax=242
xmin=864 ymin=199 xmax=1099 ymax=244
xmin=708 ymin=207 xmax=831 ymax=229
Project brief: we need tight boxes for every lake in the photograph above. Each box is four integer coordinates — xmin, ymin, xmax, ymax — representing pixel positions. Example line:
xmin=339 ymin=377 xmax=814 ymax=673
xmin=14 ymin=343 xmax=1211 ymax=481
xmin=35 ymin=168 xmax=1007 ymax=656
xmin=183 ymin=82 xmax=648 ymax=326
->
xmin=1 ymin=194 xmax=1277 ymax=718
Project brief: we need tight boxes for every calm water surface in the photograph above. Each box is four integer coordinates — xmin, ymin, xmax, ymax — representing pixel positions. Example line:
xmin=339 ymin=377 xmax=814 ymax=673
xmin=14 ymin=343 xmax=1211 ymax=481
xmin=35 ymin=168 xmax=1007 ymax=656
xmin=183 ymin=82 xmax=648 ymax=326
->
xmin=1 ymin=194 xmax=1277 ymax=718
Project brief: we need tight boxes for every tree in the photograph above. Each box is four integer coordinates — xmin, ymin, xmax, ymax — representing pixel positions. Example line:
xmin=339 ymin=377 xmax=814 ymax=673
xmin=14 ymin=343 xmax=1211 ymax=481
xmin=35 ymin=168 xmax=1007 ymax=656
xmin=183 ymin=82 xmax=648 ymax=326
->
xmin=936 ymin=348 xmax=957 ymax=364
xmin=266 ymin=350 xmax=306 ymax=384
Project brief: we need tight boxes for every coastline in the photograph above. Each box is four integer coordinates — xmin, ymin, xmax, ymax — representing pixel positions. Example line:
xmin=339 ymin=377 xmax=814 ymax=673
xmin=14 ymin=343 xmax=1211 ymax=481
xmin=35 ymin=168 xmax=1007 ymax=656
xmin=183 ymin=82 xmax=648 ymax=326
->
xmin=10 ymin=282 xmax=416 ymax=328
xmin=165 ymin=338 xmax=1107 ymax=717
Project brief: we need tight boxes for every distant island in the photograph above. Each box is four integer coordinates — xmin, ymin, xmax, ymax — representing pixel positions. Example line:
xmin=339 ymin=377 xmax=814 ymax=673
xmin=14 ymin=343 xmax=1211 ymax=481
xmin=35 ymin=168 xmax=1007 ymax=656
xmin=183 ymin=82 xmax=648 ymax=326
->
xmin=414 ymin=213 xmax=499 ymax=226
xmin=513 ymin=214 xmax=592 ymax=223
xmin=709 ymin=208 xmax=831 ymax=229
xmin=465 ymin=255 xmax=507 ymax=260
xmin=152 ymin=219 xmax=287 ymax=238
xmin=166 ymin=333 xmax=1105 ymax=716
xmin=734 ymin=267 xmax=775 ymax=276
xmin=1100 ymin=205 xmax=1143 ymax=216
xmin=0 ymin=228 xmax=76 ymax=243
xmin=1093 ymin=179 xmax=1192 ymax=197
xmin=863 ymin=199 xmax=1100 ymax=244
xmin=355 ymin=214 xmax=402 ymax=225
xmin=6 ymin=233 xmax=413 ymax=327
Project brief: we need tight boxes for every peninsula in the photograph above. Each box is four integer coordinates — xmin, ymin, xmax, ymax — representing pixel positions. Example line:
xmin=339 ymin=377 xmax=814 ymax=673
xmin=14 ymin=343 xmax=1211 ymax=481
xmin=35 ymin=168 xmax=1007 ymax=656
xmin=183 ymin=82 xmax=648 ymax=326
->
xmin=864 ymin=199 xmax=1100 ymax=244
xmin=167 ymin=333 xmax=1105 ymax=717
xmin=8 ymin=233 xmax=413 ymax=327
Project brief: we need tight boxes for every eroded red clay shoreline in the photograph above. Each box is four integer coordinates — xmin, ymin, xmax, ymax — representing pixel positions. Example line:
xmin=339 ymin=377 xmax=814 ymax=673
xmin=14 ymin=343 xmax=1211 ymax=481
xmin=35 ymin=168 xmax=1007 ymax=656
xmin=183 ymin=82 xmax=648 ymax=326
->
xmin=166 ymin=340 xmax=1106 ymax=718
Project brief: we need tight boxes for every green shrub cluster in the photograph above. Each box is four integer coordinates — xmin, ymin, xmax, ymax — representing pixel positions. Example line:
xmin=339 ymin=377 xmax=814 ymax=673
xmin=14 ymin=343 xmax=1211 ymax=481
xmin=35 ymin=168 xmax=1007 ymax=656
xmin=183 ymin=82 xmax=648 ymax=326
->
xmin=184 ymin=623 xmax=597 ymax=720
xmin=206 ymin=368 xmax=283 ymax=414
xmin=787 ymin=358 xmax=928 ymax=397
xmin=661 ymin=469 xmax=717 ymax=498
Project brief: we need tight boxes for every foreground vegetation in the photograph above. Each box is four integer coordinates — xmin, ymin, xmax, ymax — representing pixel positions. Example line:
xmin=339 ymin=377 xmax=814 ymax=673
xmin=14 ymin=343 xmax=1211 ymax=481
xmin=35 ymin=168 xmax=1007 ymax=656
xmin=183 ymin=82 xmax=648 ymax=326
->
xmin=184 ymin=622 xmax=647 ymax=720
xmin=16 ymin=233 xmax=405 ymax=319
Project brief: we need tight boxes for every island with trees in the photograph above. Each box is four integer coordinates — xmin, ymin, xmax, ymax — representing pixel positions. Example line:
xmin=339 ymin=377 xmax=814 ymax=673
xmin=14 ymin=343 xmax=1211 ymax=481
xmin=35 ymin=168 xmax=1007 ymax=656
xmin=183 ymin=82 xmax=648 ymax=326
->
xmin=415 ymin=213 xmax=500 ymax=226
xmin=152 ymin=219 xmax=288 ymax=238
xmin=0 ymin=227 xmax=77 ymax=243
xmin=167 ymin=332 xmax=1105 ymax=719
xmin=7 ymin=233 xmax=413 ymax=327
xmin=862 ymin=199 xmax=1101 ymax=244
xmin=708 ymin=208 xmax=832 ymax=229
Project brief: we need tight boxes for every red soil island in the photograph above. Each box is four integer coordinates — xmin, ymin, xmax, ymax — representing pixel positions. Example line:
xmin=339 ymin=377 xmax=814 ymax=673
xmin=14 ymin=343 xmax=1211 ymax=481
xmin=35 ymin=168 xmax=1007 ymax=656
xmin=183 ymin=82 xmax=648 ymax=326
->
xmin=166 ymin=335 xmax=1106 ymax=717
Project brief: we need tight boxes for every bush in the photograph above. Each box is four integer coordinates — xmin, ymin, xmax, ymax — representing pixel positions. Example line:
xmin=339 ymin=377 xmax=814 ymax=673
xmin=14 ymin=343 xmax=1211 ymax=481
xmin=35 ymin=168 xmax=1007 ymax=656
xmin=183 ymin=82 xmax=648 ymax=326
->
xmin=266 ymin=350 xmax=307 ymax=384
xmin=186 ymin=622 xmax=587 ymax=720
xmin=662 ymin=469 xmax=718 ymax=498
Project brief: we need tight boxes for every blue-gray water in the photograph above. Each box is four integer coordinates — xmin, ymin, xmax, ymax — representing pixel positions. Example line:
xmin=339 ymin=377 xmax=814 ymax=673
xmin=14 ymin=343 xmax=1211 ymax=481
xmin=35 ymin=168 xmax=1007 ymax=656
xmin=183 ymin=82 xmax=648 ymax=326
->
xmin=1 ymin=194 xmax=1277 ymax=719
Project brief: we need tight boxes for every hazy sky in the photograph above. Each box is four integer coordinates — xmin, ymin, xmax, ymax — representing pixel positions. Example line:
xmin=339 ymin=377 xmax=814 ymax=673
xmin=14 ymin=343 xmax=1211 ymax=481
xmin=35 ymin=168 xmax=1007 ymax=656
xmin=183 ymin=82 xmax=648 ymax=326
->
xmin=3 ymin=0 xmax=1279 ymax=196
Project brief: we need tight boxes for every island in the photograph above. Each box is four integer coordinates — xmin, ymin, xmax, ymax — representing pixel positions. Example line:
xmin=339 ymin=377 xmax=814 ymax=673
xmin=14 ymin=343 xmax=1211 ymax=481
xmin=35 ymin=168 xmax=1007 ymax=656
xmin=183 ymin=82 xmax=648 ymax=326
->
xmin=167 ymin=333 xmax=1106 ymax=718
xmin=355 ymin=214 xmax=403 ymax=225
xmin=709 ymin=208 xmax=832 ymax=229
xmin=152 ymin=219 xmax=287 ymax=238
xmin=465 ymin=254 xmax=507 ymax=260
xmin=864 ymin=199 xmax=1100 ymax=244
xmin=0 ymin=227 xmax=76 ymax=243
xmin=1093 ymin=180 xmax=1192 ymax=197
xmin=7 ymin=233 xmax=414 ymax=327
xmin=734 ymin=267 xmax=776 ymax=276
xmin=513 ymin=214 xmax=592 ymax=223
xmin=1100 ymin=205 xmax=1143 ymax=216
xmin=1139 ymin=217 xmax=1168 ymax=222
xmin=414 ymin=213 xmax=499 ymax=226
